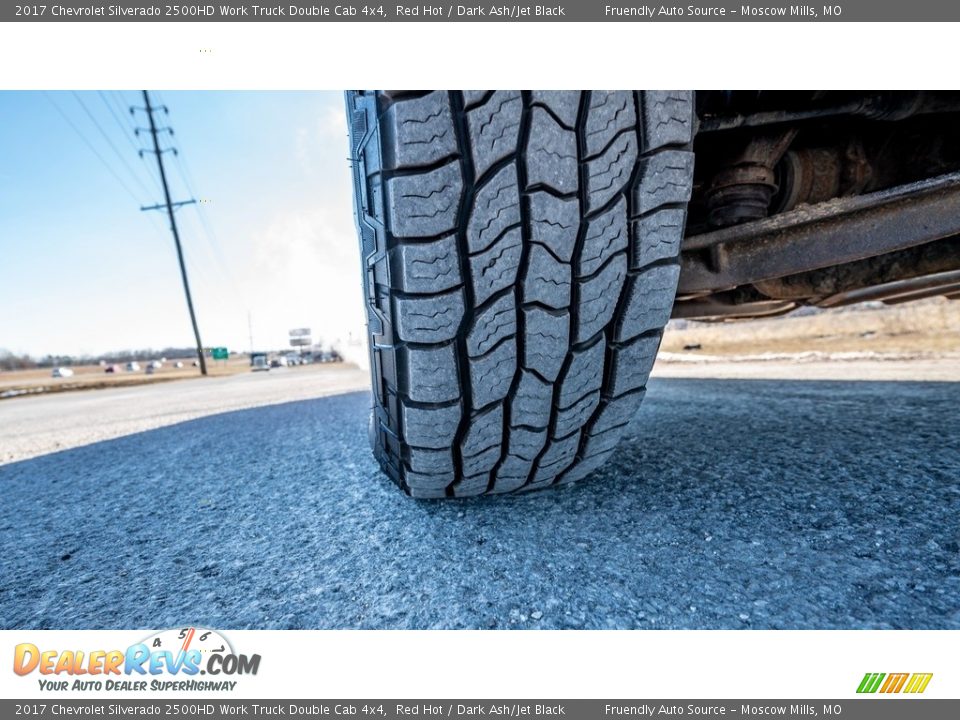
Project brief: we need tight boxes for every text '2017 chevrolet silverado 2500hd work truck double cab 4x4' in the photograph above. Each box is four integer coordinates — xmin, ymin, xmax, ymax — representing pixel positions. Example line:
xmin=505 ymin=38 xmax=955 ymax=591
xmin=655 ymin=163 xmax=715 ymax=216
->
xmin=346 ymin=90 xmax=960 ymax=498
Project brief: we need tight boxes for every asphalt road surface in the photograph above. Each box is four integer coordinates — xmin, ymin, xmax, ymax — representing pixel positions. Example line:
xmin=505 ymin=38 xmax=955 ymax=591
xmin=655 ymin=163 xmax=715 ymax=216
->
xmin=1 ymin=378 xmax=958 ymax=629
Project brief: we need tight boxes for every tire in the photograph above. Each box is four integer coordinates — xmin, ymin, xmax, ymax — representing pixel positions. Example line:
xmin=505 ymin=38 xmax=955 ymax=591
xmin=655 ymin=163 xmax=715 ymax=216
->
xmin=346 ymin=90 xmax=694 ymax=498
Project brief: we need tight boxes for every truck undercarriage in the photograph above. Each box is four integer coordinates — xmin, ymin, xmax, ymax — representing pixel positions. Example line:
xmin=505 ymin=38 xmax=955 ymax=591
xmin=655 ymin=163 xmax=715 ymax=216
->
xmin=677 ymin=91 xmax=960 ymax=320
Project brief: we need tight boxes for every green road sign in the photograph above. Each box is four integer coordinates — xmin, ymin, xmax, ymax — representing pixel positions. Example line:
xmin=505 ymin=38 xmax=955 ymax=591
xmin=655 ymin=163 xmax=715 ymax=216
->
xmin=211 ymin=347 xmax=229 ymax=360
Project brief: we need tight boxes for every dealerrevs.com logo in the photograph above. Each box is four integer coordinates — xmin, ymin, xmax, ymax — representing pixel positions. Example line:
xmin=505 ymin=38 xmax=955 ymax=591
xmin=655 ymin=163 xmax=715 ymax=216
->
xmin=13 ymin=627 xmax=261 ymax=692
xmin=857 ymin=672 xmax=933 ymax=694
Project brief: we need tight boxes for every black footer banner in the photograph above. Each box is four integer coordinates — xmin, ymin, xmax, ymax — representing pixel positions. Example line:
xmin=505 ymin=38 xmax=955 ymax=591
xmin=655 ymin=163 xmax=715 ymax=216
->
xmin=4 ymin=700 xmax=958 ymax=720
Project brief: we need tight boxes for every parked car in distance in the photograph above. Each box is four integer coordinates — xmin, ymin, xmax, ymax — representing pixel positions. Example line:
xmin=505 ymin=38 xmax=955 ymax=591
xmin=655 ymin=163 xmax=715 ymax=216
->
xmin=51 ymin=367 xmax=74 ymax=378
xmin=174 ymin=361 xmax=184 ymax=369
xmin=125 ymin=362 xmax=140 ymax=372
xmin=148 ymin=360 xmax=163 ymax=370
xmin=250 ymin=353 xmax=269 ymax=372
xmin=104 ymin=364 xmax=119 ymax=374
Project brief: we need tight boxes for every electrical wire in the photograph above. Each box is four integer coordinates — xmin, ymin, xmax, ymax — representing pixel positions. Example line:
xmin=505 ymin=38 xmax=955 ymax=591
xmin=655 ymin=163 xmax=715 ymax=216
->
xmin=98 ymin=91 xmax=140 ymax=155
xmin=72 ymin=91 xmax=156 ymax=200
xmin=157 ymin=94 xmax=249 ymax=307
xmin=44 ymin=92 xmax=145 ymax=206
xmin=105 ymin=90 xmax=161 ymax=193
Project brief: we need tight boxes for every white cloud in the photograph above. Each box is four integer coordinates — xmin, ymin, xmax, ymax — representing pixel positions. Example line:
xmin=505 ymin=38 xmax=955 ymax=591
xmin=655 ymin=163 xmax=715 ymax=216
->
xmin=244 ymin=203 xmax=366 ymax=352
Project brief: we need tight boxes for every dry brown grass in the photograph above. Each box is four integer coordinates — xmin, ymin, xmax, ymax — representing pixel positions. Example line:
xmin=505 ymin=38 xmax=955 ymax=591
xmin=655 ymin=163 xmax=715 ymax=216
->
xmin=0 ymin=356 xmax=252 ymax=398
xmin=661 ymin=297 xmax=960 ymax=357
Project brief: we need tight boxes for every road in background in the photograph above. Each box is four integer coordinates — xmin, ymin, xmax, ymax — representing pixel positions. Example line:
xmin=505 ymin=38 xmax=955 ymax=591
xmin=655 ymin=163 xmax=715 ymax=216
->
xmin=1 ymin=378 xmax=957 ymax=630
xmin=3 ymin=356 xmax=956 ymax=464
xmin=0 ymin=363 xmax=369 ymax=464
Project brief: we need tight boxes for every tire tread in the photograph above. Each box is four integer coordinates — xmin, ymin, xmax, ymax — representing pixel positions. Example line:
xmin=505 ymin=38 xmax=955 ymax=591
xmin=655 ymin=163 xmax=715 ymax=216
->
xmin=347 ymin=90 xmax=694 ymax=496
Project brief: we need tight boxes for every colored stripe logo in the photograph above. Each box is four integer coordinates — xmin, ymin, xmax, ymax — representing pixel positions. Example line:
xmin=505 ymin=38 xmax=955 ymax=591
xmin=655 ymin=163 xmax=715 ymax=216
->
xmin=857 ymin=672 xmax=933 ymax=694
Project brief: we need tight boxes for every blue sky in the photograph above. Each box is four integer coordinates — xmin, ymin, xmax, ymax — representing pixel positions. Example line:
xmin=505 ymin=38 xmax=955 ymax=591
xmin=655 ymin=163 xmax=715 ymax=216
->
xmin=0 ymin=91 xmax=365 ymax=357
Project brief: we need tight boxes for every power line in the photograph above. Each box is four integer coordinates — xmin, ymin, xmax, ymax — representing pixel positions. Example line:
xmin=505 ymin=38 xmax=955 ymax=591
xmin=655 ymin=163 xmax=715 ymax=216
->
xmin=108 ymin=90 xmax=133 ymax=121
xmin=158 ymin=101 xmax=248 ymax=307
xmin=97 ymin=91 xmax=140 ymax=155
xmin=108 ymin=90 xmax=167 ymax=197
xmin=72 ymin=91 xmax=156 ymax=200
xmin=172 ymin=151 xmax=245 ymax=301
xmin=132 ymin=96 xmax=248 ymax=338
xmin=44 ymin=92 xmax=144 ymax=206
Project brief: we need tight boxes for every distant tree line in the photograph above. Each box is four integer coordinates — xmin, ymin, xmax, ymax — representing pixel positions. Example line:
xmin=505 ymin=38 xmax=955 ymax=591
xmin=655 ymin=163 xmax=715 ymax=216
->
xmin=0 ymin=347 xmax=202 ymax=371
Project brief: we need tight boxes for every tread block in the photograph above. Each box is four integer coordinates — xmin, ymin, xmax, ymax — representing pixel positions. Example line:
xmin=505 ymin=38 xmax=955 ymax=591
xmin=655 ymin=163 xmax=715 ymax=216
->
xmin=586 ymin=132 xmax=638 ymax=212
xmin=530 ymin=91 xmax=581 ymax=128
xmin=467 ymin=164 xmax=521 ymax=254
xmin=508 ymin=425 xmax=548 ymax=461
xmin=590 ymin=389 xmax=646 ymax=435
xmin=510 ymin=370 xmax=553 ymax=428
xmin=557 ymin=449 xmax=614 ymax=486
xmin=406 ymin=446 xmax=455 ymax=475
xmin=491 ymin=465 xmax=530 ymax=494
xmin=453 ymin=474 xmax=492 ymax=497
xmin=492 ymin=454 xmax=534 ymax=493
xmin=394 ymin=288 xmax=465 ymax=343
xmin=467 ymin=293 xmax=517 ymax=357
xmin=469 ymin=226 xmax=522 ymax=306
xmin=461 ymin=447 xmax=500 ymax=480
xmin=558 ymin=336 xmax=606 ymax=407
xmin=554 ymin=390 xmax=600 ymax=438
xmin=640 ymin=91 xmax=694 ymax=152
xmin=582 ymin=425 xmax=626 ymax=458
xmin=383 ymin=92 xmax=457 ymax=170
xmin=614 ymin=264 xmax=680 ymax=342
xmin=402 ymin=401 xmax=461 ymax=450
xmin=462 ymin=90 xmax=490 ymax=108
xmin=528 ymin=191 xmax=579 ymax=262
xmin=469 ymin=336 xmax=517 ymax=408
xmin=390 ymin=234 xmax=461 ymax=294
xmin=522 ymin=306 xmax=569 ymax=382
xmin=467 ymin=90 xmax=523 ymax=179
xmin=579 ymin=196 xmax=628 ymax=278
xmin=631 ymin=208 xmax=687 ymax=270
xmin=525 ymin=107 xmax=578 ymax=194
xmin=406 ymin=472 xmax=449 ymax=498
xmin=529 ymin=431 xmax=581 ymax=486
xmin=387 ymin=161 xmax=463 ymax=238
xmin=399 ymin=344 xmax=460 ymax=403
xmin=584 ymin=91 xmax=637 ymax=157
xmin=524 ymin=243 xmax=572 ymax=309
xmin=461 ymin=403 xmax=504 ymax=476
xmin=609 ymin=333 xmax=661 ymax=396
xmin=633 ymin=149 xmax=695 ymax=215
xmin=575 ymin=253 xmax=627 ymax=342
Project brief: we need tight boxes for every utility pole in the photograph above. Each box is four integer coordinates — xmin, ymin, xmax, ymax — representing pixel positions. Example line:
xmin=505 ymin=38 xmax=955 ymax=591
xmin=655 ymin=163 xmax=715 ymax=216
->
xmin=136 ymin=90 xmax=207 ymax=375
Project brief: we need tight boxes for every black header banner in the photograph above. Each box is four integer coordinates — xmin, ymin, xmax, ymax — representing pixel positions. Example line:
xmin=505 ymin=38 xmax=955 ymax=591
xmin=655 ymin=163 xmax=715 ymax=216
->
xmin=4 ymin=1 xmax=960 ymax=22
